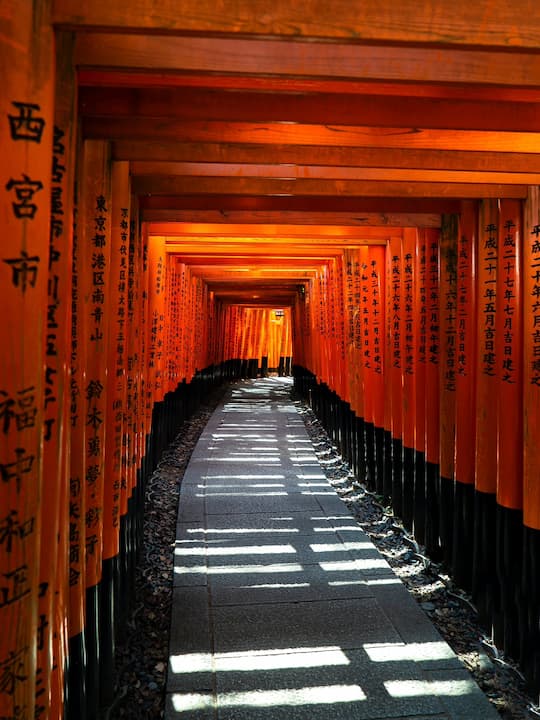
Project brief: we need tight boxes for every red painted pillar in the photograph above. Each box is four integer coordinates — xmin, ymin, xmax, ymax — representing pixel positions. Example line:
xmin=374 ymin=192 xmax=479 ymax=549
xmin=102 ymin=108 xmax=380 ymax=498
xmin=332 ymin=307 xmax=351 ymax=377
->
xmin=452 ymin=201 xmax=477 ymax=591
xmin=523 ymin=187 xmax=540 ymax=689
xmin=413 ymin=229 xmax=428 ymax=544
xmin=424 ymin=229 xmax=441 ymax=558
xmin=388 ymin=235 xmax=404 ymax=515
xmin=439 ymin=215 xmax=458 ymax=568
xmin=473 ymin=199 xmax=500 ymax=630
xmin=0 ymin=4 xmax=54 ymax=719
xmin=495 ymin=199 xmax=524 ymax=659
xmin=402 ymin=229 xmax=417 ymax=531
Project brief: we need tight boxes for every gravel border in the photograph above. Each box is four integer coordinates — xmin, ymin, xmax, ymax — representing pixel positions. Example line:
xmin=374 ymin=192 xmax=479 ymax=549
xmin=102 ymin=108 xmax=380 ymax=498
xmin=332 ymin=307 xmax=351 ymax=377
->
xmin=109 ymin=381 xmax=540 ymax=719
xmin=110 ymin=384 xmax=228 ymax=719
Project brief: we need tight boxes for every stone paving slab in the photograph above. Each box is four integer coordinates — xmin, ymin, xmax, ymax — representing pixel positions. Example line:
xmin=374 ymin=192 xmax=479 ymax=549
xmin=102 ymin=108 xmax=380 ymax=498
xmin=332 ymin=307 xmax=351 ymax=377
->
xmin=166 ymin=378 xmax=500 ymax=720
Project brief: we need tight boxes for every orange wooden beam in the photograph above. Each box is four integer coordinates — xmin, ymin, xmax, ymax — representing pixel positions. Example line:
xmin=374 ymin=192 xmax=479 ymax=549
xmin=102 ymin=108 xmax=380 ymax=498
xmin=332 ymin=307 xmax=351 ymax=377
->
xmin=150 ymin=222 xmax=399 ymax=239
xmin=80 ymin=86 xmax=540 ymax=132
xmin=131 ymin=162 xmax=540 ymax=185
xmin=132 ymin=175 xmax=527 ymax=199
xmin=142 ymin=209 xmax=443 ymax=226
xmin=139 ymin=194 xmax=460 ymax=213
xmin=53 ymin=2 xmax=540 ymax=51
xmin=114 ymin=141 xmax=540 ymax=174
xmin=84 ymin=117 xmax=540 ymax=154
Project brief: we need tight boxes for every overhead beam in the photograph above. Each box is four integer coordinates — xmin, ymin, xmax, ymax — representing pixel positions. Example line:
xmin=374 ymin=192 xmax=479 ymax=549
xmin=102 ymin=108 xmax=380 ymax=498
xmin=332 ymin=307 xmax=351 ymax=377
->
xmin=132 ymin=175 xmax=527 ymax=198
xmin=142 ymin=209 xmax=443 ymax=227
xmin=161 ymin=246 xmax=348 ymax=257
xmin=78 ymin=70 xmax=540 ymax=102
xmin=139 ymin=195 xmax=460 ymax=213
xmin=130 ymin=162 xmax=540 ymax=185
xmin=80 ymin=87 xmax=540 ymax=132
xmin=74 ymin=34 xmax=540 ymax=89
xmin=151 ymin=223 xmax=401 ymax=238
xmin=164 ymin=260 xmax=339 ymax=269
xmin=53 ymin=1 xmax=540 ymax=50
xmin=186 ymin=265 xmax=321 ymax=273
xmin=215 ymin=300 xmax=296 ymax=307
xmin=114 ymin=141 xmax=540 ymax=173
xmin=85 ymin=118 xmax=540 ymax=153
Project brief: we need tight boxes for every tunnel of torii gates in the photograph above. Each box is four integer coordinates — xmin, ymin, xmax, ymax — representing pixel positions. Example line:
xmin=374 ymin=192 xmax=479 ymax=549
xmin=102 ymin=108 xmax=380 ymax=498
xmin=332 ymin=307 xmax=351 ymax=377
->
xmin=8 ymin=2 xmax=540 ymax=720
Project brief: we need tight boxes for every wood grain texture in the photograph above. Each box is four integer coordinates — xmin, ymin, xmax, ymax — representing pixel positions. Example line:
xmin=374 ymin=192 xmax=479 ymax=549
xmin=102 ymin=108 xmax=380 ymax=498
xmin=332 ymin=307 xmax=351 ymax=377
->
xmin=80 ymin=87 xmax=540 ymax=132
xmin=142 ymin=210 xmax=443 ymax=227
xmin=53 ymin=0 xmax=540 ymax=50
xmin=148 ymin=222 xmax=420 ymax=238
xmin=129 ymin=161 xmax=540 ymax=185
xmin=74 ymin=32 xmax=540 ymax=87
xmin=132 ymin=175 xmax=527 ymax=198
xmin=114 ymin=141 xmax=540 ymax=173
xmin=86 ymin=118 xmax=540 ymax=153
xmin=138 ymin=195 xmax=461 ymax=213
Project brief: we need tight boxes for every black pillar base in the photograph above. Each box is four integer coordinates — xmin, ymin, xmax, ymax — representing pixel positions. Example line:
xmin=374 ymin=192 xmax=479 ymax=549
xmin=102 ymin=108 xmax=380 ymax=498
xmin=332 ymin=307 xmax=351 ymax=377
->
xmin=424 ymin=461 xmax=441 ymax=560
xmin=100 ymin=556 xmax=118 ymax=708
xmin=365 ymin=421 xmax=375 ymax=491
xmin=439 ymin=474 xmax=454 ymax=569
xmin=382 ymin=429 xmax=393 ymax=502
xmin=452 ymin=481 xmax=474 ymax=592
xmin=522 ymin=525 xmax=540 ymax=694
xmin=66 ymin=630 xmax=87 ymax=720
xmin=85 ymin=583 xmax=100 ymax=720
xmin=413 ymin=450 xmax=426 ymax=545
xmin=391 ymin=438 xmax=403 ymax=517
xmin=355 ymin=416 xmax=367 ymax=483
xmin=402 ymin=445 xmax=415 ymax=532
xmin=472 ymin=490 xmax=498 ymax=629
xmin=495 ymin=504 xmax=524 ymax=662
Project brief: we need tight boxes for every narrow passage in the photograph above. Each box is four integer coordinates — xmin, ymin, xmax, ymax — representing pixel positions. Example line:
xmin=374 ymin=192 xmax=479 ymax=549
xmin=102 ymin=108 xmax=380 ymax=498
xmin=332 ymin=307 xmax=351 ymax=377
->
xmin=166 ymin=378 xmax=499 ymax=719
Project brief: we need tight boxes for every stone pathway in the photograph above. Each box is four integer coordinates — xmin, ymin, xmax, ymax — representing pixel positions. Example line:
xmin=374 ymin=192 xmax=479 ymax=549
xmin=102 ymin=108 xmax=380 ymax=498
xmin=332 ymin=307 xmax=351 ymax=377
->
xmin=166 ymin=377 xmax=501 ymax=719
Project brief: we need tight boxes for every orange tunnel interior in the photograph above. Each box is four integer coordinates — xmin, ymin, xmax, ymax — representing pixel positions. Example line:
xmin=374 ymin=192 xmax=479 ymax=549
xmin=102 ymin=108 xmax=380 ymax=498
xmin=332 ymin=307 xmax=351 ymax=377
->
xmin=4 ymin=3 xmax=540 ymax=718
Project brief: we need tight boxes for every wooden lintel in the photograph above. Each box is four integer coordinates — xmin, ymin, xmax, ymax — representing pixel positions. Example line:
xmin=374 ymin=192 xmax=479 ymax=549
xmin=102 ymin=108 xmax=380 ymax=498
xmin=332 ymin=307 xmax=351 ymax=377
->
xmin=78 ymin=70 xmax=540 ymax=103
xmin=85 ymin=118 xmax=540 ymax=154
xmin=129 ymin=161 xmax=540 ymax=185
xmin=148 ymin=223 xmax=404 ymax=238
xmin=115 ymin=141 xmax=540 ymax=174
xmin=53 ymin=1 xmax=540 ymax=51
xmin=139 ymin=194 xmax=460 ymax=214
xmin=80 ymin=87 xmax=540 ymax=133
xmin=159 ymin=241 xmax=361 ymax=255
xmin=142 ymin=209 xmax=443 ymax=227
xmin=164 ymin=254 xmax=336 ymax=264
xmin=74 ymin=34 xmax=540 ymax=90
xmin=132 ymin=175 xmax=527 ymax=199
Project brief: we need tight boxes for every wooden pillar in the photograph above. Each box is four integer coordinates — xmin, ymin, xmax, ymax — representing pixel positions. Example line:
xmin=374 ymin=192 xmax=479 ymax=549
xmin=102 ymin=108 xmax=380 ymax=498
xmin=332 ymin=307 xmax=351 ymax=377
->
xmin=424 ymin=229 xmax=441 ymax=559
xmin=368 ymin=245 xmax=385 ymax=496
xmin=100 ymin=160 xmax=130 ymax=705
xmin=439 ymin=214 xmax=458 ymax=568
xmin=402 ymin=229 xmax=417 ymax=531
xmin=124 ymin=201 xmax=145 ymax=617
xmin=77 ymin=140 xmax=112 ymax=718
xmin=452 ymin=201 xmax=477 ymax=591
xmin=382 ymin=243 xmax=394 ymax=499
xmin=495 ymin=198 xmax=524 ymax=659
xmin=0 ymin=4 xmax=54 ymax=719
xmin=413 ymin=230 xmax=428 ymax=544
xmin=360 ymin=246 xmax=374 ymax=487
xmin=388 ymin=236 xmax=404 ymax=515
xmin=343 ymin=249 xmax=361 ymax=476
xmin=523 ymin=186 xmax=540 ymax=689
xmin=40 ymin=30 xmax=77 ymax=720
xmin=472 ymin=199 xmax=500 ymax=631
